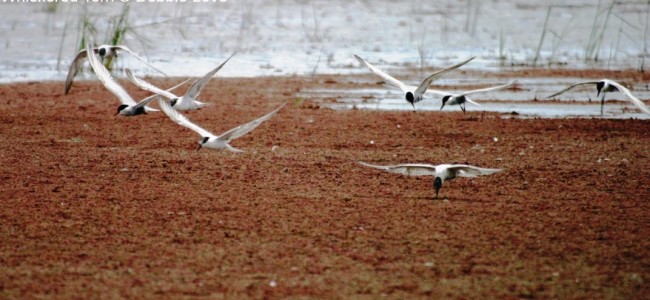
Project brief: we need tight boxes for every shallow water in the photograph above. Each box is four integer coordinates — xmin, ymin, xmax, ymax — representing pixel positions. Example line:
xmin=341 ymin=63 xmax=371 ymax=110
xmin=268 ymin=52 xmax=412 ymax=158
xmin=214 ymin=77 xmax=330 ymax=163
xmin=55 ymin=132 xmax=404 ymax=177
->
xmin=300 ymin=86 xmax=650 ymax=119
xmin=1 ymin=1 xmax=649 ymax=118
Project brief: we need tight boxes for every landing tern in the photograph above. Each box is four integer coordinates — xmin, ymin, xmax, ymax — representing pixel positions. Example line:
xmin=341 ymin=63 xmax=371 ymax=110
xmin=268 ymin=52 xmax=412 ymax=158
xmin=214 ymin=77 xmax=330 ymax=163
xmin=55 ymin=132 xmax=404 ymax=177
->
xmin=546 ymin=79 xmax=650 ymax=116
xmin=435 ymin=80 xmax=517 ymax=113
xmin=157 ymin=97 xmax=286 ymax=152
xmin=65 ymin=44 xmax=167 ymax=95
xmin=358 ymin=161 xmax=502 ymax=199
xmin=126 ymin=52 xmax=236 ymax=111
xmin=354 ymin=55 xmax=475 ymax=108
xmin=85 ymin=42 xmax=168 ymax=116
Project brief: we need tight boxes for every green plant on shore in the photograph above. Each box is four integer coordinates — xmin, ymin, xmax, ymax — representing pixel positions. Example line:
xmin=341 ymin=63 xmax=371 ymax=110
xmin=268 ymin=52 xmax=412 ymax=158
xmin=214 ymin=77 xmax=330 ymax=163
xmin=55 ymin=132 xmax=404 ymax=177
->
xmin=533 ymin=6 xmax=552 ymax=66
xmin=101 ymin=5 xmax=131 ymax=70
xmin=641 ymin=0 xmax=650 ymax=71
xmin=584 ymin=0 xmax=615 ymax=62
xmin=57 ymin=3 xmax=147 ymax=73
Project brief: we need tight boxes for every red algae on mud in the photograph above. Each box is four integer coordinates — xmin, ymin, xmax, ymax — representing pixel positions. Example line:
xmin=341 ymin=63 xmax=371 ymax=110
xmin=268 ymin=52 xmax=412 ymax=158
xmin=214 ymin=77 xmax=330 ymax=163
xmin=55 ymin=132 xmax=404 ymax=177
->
xmin=0 ymin=76 xmax=648 ymax=299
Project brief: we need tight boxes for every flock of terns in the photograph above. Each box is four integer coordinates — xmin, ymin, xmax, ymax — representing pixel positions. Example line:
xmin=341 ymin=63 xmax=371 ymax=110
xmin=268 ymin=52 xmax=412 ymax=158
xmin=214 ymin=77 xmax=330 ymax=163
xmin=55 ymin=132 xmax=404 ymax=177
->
xmin=63 ymin=40 xmax=650 ymax=199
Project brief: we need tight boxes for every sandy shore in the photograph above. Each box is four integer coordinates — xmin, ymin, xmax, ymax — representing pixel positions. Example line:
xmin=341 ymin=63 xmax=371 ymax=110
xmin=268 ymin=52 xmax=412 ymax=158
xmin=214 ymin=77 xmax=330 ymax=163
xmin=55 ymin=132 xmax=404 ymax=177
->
xmin=0 ymin=76 xmax=648 ymax=298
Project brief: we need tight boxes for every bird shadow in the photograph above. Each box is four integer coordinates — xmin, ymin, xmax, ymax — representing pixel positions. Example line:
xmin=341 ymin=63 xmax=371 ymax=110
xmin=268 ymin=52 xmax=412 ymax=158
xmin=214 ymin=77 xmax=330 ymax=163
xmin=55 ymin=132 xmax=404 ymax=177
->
xmin=412 ymin=195 xmax=486 ymax=203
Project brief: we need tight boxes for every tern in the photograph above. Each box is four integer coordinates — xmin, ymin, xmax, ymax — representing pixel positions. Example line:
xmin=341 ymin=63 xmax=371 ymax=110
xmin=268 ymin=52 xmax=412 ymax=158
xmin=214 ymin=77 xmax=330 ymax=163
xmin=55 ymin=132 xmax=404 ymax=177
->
xmin=358 ymin=161 xmax=502 ymax=199
xmin=546 ymin=79 xmax=650 ymax=116
xmin=85 ymin=42 xmax=186 ymax=116
xmin=126 ymin=52 xmax=236 ymax=111
xmin=65 ymin=44 xmax=167 ymax=95
xmin=157 ymin=97 xmax=286 ymax=152
xmin=435 ymin=80 xmax=517 ymax=113
xmin=354 ymin=55 xmax=475 ymax=108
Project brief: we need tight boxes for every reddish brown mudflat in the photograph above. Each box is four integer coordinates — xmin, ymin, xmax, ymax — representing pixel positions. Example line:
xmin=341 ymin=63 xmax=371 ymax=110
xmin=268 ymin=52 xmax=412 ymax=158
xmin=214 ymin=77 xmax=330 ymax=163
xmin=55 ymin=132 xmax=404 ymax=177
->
xmin=0 ymin=74 xmax=648 ymax=299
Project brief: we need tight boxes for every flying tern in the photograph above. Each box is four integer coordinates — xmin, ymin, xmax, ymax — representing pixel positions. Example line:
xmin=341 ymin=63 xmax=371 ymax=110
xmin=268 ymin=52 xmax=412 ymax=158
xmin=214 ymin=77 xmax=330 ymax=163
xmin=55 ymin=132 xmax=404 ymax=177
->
xmin=85 ymin=41 xmax=179 ymax=116
xmin=354 ymin=55 xmax=475 ymax=108
xmin=434 ymin=80 xmax=517 ymax=113
xmin=65 ymin=44 xmax=167 ymax=95
xmin=358 ymin=161 xmax=502 ymax=199
xmin=126 ymin=52 xmax=236 ymax=111
xmin=546 ymin=79 xmax=650 ymax=116
xmin=157 ymin=97 xmax=286 ymax=152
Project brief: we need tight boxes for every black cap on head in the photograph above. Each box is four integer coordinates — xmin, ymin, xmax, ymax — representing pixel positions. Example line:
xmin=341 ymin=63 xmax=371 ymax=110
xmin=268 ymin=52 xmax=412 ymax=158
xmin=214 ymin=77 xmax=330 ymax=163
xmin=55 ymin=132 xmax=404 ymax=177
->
xmin=115 ymin=104 xmax=129 ymax=115
xmin=406 ymin=92 xmax=414 ymax=104
xmin=405 ymin=92 xmax=416 ymax=109
xmin=98 ymin=47 xmax=107 ymax=57
xmin=596 ymin=81 xmax=605 ymax=97
xmin=171 ymin=98 xmax=178 ymax=107
xmin=196 ymin=137 xmax=209 ymax=151
xmin=441 ymin=95 xmax=451 ymax=110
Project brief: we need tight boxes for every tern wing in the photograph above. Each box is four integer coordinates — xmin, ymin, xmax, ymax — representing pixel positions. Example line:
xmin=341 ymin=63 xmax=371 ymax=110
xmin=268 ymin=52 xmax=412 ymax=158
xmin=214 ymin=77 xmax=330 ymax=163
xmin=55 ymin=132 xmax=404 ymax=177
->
xmin=85 ymin=42 xmax=136 ymax=106
xmin=135 ymin=77 xmax=193 ymax=106
xmin=217 ymin=103 xmax=286 ymax=142
xmin=425 ymin=88 xmax=451 ymax=96
xmin=354 ymin=55 xmax=409 ymax=92
xmin=461 ymin=80 xmax=516 ymax=96
xmin=157 ymin=97 xmax=214 ymax=138
xmin=185 ymin=51 xmax=237 ymax=99
xmin=465 ymin=97 xmax=482 ymax=107
xmin=125 ymin=69 xmax=178 ymax=100
xmin=111 ymin=45 xmax=168 ymax=76
xmin=447 ymin=165 xmax=502 ymax=178
xmin=132 ymin=94 xmax=158 ymax=110
xmin=64 ymin=49 xmax=90 ymax=95
xmin=607 ymin=80 xmax=650 ymax=115
xmin=358 ymin=162 xmax=438 ymax=176
xmin=414 ymin=56 xmax=476 ymax=96
xmin=546 ymin=81 xmax=599 ymax=98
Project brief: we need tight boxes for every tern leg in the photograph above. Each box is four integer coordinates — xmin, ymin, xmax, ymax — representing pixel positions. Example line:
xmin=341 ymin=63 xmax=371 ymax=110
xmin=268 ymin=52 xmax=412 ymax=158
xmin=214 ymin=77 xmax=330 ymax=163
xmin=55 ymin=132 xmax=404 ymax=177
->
xmin=600 ymin=92 xmax=606 ymax=116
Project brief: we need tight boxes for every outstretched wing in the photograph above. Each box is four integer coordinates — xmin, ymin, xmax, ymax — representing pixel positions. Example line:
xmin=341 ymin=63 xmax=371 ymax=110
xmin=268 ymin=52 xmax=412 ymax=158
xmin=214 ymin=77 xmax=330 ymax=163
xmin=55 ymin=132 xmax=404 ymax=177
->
xmin=607 ymin=80 xmax=650 ymax=115
xmin=462 ymin=80 xmax=516 ymax=96
xmin=358 ymin=162 xmax=438 ymax=176
xmin=184 ymin=51 xmax=237 ymax=99
xmin=157 ymin=97 xmax=214 ymax=138
xmin=217 ymin=103 xmax=286 ymax=142
xmin=85 ymin=41 xmax=136 ymax=106
xmin=132 ymin=95 xmax=158 ymax=111
xmin=414 ymin=56 xmax=476 ymax=97
xmin=546 ymin=81 xmax=599 ymax=98
xmin=447 ymin=164 xmax=502 ymax=178
xmin=424 ymin=88 xmax=451 ymax=97
xmin=64 ymin=49 xmax=90 ymax=95
xmin=354 ymin=54 xmax=409 ymax=93
xmin=465 ymin=97 xmax=482 ymax=107
xmin=125 ymin=69 xmax=178 ymax=100
xmin=134 ymin=77 xmax=193 ymax=111
xmin=111 ymin=45 xmax=168 ymax=76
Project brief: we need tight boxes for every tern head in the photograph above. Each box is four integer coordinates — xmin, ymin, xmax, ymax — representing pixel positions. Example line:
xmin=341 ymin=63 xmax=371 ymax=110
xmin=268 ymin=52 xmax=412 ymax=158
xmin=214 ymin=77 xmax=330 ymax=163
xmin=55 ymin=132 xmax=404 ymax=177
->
xmin=197 ymin=136 xmax=209 ymax=151
xmin=115 ymin=104 xmax=129 ymax=115
xmin=171 ymin=98 xmax=178 ymax=107
xmin=405 ymin=92 xmax=415 ymax=108
xmin=433 ymin=177 xmax=443 ymax=199
xmin=596 ymin=81 xmax=605 ymax=98
xmin=441 ymin=95 xmax=451 ymax=110
xmin=97 ymin=47 xmax=107 ymax=62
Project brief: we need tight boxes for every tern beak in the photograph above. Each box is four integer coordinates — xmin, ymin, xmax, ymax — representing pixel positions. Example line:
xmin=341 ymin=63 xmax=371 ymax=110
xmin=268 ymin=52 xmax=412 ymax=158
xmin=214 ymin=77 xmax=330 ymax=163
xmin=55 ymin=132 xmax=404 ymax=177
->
xmin=196 ymin=144 xmax=202 ymax=151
